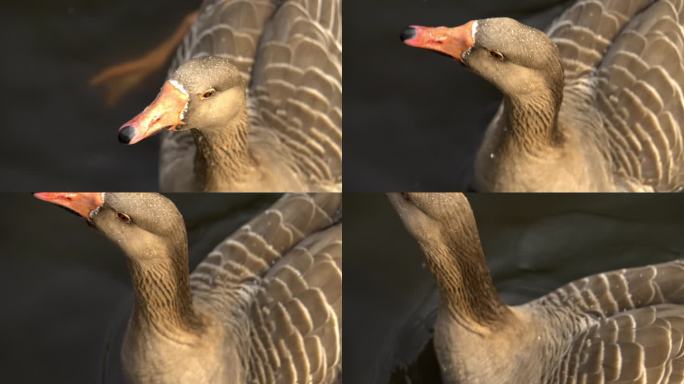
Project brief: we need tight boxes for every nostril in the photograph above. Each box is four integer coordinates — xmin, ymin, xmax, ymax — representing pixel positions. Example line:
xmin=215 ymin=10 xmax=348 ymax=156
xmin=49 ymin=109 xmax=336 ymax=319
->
xmin=400 ymin=192 xmax=412 ymax=202
xmin=400 ymin=27 xmax=416 ymax=42
xmin=118 ymin=126 xmax=136 ymax=144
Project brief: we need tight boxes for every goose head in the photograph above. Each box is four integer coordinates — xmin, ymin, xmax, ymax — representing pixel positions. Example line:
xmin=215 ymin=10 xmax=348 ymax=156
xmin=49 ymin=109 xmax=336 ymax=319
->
xmin=118 ymin=56 xmax=246 ymax=145
xmin=388 ymin=192 xmax=475 ymax=248
xmin=34 ymin=192 xmax=187 ymax=261
xmin=401 ymin=18 xmax=563 ymax=101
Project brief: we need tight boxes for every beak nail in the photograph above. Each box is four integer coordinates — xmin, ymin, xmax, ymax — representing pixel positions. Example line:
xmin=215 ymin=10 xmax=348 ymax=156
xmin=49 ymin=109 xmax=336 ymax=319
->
xmin=118 ymin=126 xmax=136 ymax=144
xmin=400 ymin=27 xmax=416 ymax=42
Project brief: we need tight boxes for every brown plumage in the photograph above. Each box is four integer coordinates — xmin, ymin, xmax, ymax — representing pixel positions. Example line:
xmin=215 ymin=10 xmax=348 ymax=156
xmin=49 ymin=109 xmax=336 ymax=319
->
xmin=35 ymin=192 xmax=342 ymax=383
xmin=125 ymin=0 xmax=343 ymax=192
xmin=403 ymin=0 xmax=684 ymax=192
xmin=389 ymin=192 xmax=684 ymax=383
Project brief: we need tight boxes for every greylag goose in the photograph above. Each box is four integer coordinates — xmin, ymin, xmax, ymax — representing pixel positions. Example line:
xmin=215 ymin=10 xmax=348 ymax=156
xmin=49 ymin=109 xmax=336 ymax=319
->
xmin=389 ymin=192 xmax=684 ymax=383
xmin=118 ymin=0 xmax=342 ymax=192
xmin=402 ymin=0 xmax=684 ymax=192
xmin=34 ymin=192 xmax=342 ymax=383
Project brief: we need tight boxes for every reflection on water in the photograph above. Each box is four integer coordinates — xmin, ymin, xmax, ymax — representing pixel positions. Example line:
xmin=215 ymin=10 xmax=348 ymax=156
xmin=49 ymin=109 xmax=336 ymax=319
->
xmin=0 ymin=0 xmax=197 ymax=190
xmin=344 ymin=0 xmax=573 ymax=191
xmin=345 ymin=194 xmax=684 ymax=383
xmin=0 ymin=193 xmax=277 ymax=382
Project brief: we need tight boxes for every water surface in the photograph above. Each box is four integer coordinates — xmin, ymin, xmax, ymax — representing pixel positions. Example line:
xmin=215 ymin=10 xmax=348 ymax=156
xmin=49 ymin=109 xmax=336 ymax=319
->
xmin=344 ymin=0 xmax=573 ymax=191
xmin=0 ymin=193 xmax=277 ymax=382
xmin=345 ymin=194 xmax=684 ymax=383
xmin=0 ymin=0 xmax=197 ymax=190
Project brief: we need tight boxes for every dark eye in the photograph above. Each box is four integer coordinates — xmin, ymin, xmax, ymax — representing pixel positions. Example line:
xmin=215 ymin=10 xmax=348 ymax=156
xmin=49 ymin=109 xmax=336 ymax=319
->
xmin=200 ymin=88 xmax=216 ymax=100
xmin=117 ymin=212 xmax=132 ymax=224
xmin=490 ymin=50 xmax=505 ymax=61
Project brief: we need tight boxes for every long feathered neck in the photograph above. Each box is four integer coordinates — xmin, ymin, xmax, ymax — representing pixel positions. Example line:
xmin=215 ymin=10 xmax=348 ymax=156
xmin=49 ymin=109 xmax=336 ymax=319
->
xmin=420 ymin=207 xmax=510 ymax=331
xmin=126 ymin=237 xmax=203 ymax=337
xmin=502 ymin=85 xmax=563 ymax=152
xmin=192 ymin=109 xmax=254 ymax=191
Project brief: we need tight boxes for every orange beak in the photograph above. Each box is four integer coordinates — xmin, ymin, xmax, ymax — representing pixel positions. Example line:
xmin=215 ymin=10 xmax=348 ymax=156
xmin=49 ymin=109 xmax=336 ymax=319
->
xmin=118 ymin=80 xmax=189 ymax=145
xmin=400 ymin=21 xmax=476 ymax=62
xmin=34 ymin=192 xmax=105 ymax=221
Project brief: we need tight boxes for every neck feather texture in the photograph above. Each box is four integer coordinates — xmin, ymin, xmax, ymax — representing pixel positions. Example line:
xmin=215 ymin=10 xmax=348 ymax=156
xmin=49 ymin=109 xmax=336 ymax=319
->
xmin=421 ymin=211 xmax=509 ymax=330
xmin=504 ymin=89 xmax=563 ymax=152
xmin=127 ymin=243 xmax=203 ymax=337
xmin=192 ymin=110 xmax=253 ymax=191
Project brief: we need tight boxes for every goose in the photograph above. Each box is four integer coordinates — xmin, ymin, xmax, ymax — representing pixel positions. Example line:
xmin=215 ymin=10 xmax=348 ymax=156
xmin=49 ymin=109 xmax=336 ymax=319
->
xmin=388 ymin=192 xmax=684 ymax=383
xmin=117 ymin=0 xmax=342 ymax=192
xmin=401 ymin=0 xmax=684 ymax=192
xmin=34 ymin=192 xmax=342 ymax=384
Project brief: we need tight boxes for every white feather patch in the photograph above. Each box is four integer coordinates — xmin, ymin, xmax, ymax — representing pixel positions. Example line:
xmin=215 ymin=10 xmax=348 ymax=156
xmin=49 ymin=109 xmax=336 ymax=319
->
xmin=88 ymin=192 xmax=106 ymax=219
xmin=168 ymin=79 xmax=190 ymax=121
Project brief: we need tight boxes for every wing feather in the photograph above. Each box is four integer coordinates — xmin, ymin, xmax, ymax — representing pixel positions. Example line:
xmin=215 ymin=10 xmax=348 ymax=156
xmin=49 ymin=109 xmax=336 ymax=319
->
xmin=548 ymin=0 xmax=684 ymax=190
xmin=247 ymin=224 xmax=342 ymax=384
xmin=249 ymin=0 xmax=342 ymax=188
xmin=160 ymin=0 xmax=279 ymax=191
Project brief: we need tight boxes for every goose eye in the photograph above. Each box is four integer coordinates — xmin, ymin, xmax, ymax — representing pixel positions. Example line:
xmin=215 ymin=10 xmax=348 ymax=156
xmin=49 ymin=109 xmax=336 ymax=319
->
xmin=117 ymin=212 xmax=132 ymax=224
xmin=200 ymin=88 xmax=216 ymax=100
xmin=490 ymin=50 xmax=505 ymax=61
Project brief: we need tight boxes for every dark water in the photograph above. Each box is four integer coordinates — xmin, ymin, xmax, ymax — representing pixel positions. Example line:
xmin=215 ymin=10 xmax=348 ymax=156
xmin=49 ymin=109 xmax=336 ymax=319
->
xmin=0 ymin=0 xmax=197 ymax=191
xmin=344 ymin=0 xmax=573 ymax=191
xmin=0 ymin=193 xmax=278 ymax=383
xmin=344 ymin=194 xmax=684 ymax=383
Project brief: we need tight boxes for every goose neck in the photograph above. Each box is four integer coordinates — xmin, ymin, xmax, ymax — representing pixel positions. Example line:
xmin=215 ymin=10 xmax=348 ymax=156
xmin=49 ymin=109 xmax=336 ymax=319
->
xmin=421 ymin=229 xmax=510 ymax=331
xmin=192 ymin=110 xmax=254 ymax=191
xmin=503 ymin=87 xmax=563 ymax=152
xmin=127 ymin=244 xmax=203 ymax=337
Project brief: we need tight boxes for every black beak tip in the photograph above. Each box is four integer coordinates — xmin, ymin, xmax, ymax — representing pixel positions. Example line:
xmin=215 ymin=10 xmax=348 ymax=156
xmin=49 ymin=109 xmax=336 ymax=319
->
xmin=118 ymin=126 xmax=135 ymax=144
xmin=400 ymin=27 xmax=416 ymax=42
